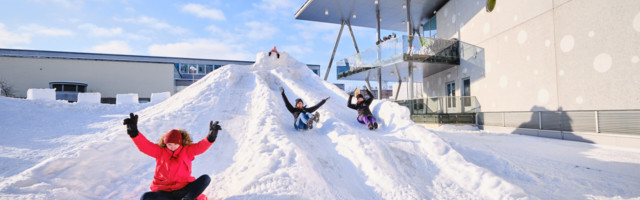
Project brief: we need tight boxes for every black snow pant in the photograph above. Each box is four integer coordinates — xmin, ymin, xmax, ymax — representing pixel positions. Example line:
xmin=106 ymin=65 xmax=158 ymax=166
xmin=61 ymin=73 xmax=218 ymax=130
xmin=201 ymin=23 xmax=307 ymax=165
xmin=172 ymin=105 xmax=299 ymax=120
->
xmin=140 ymin=174 xmax=211 ymax=200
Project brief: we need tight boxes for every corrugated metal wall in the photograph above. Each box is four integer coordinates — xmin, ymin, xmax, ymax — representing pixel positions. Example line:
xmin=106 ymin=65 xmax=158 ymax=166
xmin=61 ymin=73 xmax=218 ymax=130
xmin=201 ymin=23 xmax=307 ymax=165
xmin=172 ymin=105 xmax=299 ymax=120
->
xmin=478 ymin=110 xmax=640 ymax=136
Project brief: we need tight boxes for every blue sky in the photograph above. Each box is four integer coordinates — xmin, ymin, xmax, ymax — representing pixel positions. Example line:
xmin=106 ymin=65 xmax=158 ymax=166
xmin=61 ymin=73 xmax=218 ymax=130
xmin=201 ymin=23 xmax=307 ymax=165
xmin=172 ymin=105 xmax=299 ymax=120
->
xmin=0 ymin=0 xmax=398 ymax=87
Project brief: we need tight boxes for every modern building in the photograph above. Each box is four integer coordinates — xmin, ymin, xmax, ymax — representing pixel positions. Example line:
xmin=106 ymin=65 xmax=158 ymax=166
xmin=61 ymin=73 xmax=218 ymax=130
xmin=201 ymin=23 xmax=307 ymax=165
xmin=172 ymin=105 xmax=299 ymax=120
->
xmin=0 ymin=48 xmax=320 ymax=103
xmin=296 ymin=0 xmax=640 ymax=148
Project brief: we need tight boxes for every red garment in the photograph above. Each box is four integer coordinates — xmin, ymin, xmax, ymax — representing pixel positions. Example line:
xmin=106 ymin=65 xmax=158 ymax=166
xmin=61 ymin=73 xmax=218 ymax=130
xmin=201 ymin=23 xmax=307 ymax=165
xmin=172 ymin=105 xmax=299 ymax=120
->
xmin=132 ymin=132 xmax=213 ymax=192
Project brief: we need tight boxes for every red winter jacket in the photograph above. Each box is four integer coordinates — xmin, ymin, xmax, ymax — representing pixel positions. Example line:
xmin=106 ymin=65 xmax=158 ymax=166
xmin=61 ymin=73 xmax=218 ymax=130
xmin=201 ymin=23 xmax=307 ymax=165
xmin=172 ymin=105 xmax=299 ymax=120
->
xmin=131 ymin=132 xmax=213 ymax=192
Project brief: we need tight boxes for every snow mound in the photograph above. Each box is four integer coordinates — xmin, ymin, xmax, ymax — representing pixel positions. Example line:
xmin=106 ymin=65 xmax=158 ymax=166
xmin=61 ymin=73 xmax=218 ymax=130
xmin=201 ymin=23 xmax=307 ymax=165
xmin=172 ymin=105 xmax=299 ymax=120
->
xmin=27 ymin=88 xmax=55 ymax=101
xmin=0 ymin=52 xmax=527 ymax=199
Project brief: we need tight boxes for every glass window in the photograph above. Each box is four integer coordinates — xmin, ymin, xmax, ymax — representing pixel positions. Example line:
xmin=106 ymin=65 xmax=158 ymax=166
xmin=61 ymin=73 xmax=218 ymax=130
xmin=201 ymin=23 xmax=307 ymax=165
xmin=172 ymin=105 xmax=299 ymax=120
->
xmin=63 ymin=84 xmax=77 ymax=92
xmin=206 ymin=65 xmax=213 ymax=73
xmin=52 ymin=84 xmax=62 ymax=91
xmin=189 ymin=64 xmax=197 ymax=74
xmin=180 ymin=64 xmax=189 ymax=73
xmin=78 ymin=85 xmax=87 ymax=92
xmin=198 ymin=64 xmax=205 ymax=74
xmin=214 ymin=65 xmax=222 ymax=69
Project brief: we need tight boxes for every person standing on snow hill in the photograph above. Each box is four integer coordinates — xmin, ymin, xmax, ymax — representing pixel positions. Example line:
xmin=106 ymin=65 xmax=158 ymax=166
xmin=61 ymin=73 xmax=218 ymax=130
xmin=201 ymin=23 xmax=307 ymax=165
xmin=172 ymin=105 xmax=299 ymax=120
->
xmin=348 ymin=89 xmax=378 ymax=130
xmin=123 ymin=113 xmax=222 ymax=200
xmin=280 ymin=87 xmax=329 ymax=130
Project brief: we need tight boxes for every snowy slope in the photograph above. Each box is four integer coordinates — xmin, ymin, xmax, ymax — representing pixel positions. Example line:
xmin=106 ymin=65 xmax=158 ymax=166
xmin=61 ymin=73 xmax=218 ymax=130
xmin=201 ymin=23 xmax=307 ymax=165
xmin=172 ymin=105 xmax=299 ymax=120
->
xmin=0 ymin=52 xmax=528 ymax=199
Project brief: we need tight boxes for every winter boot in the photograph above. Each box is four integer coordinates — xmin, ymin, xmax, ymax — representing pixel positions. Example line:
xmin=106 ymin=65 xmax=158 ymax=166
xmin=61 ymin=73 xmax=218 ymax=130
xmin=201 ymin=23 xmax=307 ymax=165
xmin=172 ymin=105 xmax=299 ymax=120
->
xmin=313 ymin=112 xmax=320 ymax=122
xmin=373 ymin=122 xmax=378 ymax=129
xmin=307 ymin=113 xmax=319 ymax=129
xmin=368 ymin=124 xmax=374 ymax=130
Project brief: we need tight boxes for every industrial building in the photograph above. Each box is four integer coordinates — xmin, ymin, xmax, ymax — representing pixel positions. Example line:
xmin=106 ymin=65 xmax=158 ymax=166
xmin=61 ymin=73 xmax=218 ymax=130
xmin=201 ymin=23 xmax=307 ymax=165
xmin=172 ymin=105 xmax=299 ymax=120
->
xmin=0 ymin=48 xmax=320 ymax=103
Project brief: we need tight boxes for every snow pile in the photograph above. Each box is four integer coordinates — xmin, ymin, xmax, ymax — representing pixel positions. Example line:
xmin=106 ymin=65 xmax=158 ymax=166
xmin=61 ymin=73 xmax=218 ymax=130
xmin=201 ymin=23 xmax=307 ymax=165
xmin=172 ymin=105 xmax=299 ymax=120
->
xmin=11 ymin=51 xmax=627 ymax=199
xmin=26 ymin=88 xmax=55 ymax=101
xmin=77 ymin=92 xmax=101 ymax=104
xmin=116 ymin=93 xmax=138 ymax=104
xmin=150 ymin=92 xmax=171 ymax=103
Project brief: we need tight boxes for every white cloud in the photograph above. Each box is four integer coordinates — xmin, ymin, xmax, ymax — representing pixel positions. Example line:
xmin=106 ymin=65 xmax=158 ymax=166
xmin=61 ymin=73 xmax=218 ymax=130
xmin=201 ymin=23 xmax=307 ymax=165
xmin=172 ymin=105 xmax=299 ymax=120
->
xmin=0 ymin=23 xmax=31 ymax=46
xmin=19 ymin=24 xmax=74 ymax=36
xmin=244 ymin=21 xmax=279 ymax=40
xmin=89 ymin=40 xmax=133 ymax=54
xmin=206 ymin=25 xmax=240 ymax=41
xmin=78 ymin=23 xmax=122 ymax=37
xmin=148 ymin=39 xmax=253 ymax=60
xmin=114 ymin=16 xmax=189 ymax=35
xmin=181 ymin=3 xmax=226 ymax=21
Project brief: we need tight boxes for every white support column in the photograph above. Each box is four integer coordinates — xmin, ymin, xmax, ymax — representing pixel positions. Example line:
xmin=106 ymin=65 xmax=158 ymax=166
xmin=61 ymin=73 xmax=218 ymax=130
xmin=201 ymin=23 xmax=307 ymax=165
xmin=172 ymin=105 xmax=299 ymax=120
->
xmin=323 ymin=20 xmax=345 ymax=81
xmin=595 ymin=111 xmax=600 ymax=133
xmin=346 ymin=20 xmax=359 ymax=54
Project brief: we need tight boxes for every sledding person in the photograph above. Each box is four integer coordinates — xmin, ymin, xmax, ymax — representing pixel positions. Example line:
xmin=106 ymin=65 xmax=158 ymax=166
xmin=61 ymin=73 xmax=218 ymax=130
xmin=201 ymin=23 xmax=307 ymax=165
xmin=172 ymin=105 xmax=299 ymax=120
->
xmin=280 ymin=87 xmax=329 ymax=130
xmin=348 ymin=89 xmax=378 ymax=130
xmin=123 ymin=113 xmax=222 ymax=200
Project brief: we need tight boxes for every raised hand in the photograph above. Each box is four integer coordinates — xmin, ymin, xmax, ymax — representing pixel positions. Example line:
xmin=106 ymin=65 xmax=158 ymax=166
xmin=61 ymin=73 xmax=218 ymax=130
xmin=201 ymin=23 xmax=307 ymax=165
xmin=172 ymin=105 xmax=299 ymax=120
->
xmin=207 ymin=121 xmax=222 ymax=143
xmin=123 ymin=113 xmax=139 ymax=138
xmin=279 ymin=87 xmax=284 ymax=94
xmin=323 ymin=96 xmax=330 ymax=101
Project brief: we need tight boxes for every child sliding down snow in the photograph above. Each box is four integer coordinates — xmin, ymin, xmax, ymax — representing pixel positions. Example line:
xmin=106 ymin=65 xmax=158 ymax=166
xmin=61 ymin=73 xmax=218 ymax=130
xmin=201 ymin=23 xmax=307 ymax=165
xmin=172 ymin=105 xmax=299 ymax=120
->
xmin=280 ymin=87 xmax=329 ymax=130
xmin=348 ymin=89 xmax=379 ymax=130
xmin=123 ymin=113 xmax=222 ymax=200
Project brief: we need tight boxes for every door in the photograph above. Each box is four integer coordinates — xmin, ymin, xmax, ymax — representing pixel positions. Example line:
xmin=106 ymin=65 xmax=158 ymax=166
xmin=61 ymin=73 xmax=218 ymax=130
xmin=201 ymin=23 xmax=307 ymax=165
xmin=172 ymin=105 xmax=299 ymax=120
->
xmin=446 ymin=81 xmax=455 ymax=109
xmin=462 ymin=78 xmax=471 ymax=107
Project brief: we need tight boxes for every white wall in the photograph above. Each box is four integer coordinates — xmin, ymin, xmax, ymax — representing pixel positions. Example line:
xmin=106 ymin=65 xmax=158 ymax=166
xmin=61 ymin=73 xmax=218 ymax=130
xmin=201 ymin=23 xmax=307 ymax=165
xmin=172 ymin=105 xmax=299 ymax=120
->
xmin=0 ymin=57 xmax=175 ymax=99
xmin=428 ymin=0 xmax=640 ymax=112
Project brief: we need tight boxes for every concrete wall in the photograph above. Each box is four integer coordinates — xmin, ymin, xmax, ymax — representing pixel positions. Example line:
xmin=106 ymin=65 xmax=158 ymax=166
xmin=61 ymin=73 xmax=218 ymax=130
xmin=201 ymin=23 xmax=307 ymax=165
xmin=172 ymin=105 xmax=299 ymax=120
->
xmin=427 ymin=0 xmax=640 ymax=112
xmin=0 ymin=56 xmax=174 ymax=98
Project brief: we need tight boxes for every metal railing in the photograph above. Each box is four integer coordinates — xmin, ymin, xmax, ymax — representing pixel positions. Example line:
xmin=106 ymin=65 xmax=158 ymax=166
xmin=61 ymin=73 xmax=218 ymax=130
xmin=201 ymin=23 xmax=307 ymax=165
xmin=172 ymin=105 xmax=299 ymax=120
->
xmin=395 ymin=96 xmax=479 ymax=114
xmin=336 ymin=35 xmax=459 ymax=79
xmin=478 ymin=110 xmax=640 ymax=136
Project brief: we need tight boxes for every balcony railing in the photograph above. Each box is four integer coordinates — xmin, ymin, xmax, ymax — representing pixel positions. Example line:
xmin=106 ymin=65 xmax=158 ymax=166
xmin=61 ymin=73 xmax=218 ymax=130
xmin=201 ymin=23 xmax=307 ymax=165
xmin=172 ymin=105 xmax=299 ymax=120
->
xmin=336 ymin=35 xmax=459 ymax=80
xmin=395 ymin=96 xmax=479 ymax=115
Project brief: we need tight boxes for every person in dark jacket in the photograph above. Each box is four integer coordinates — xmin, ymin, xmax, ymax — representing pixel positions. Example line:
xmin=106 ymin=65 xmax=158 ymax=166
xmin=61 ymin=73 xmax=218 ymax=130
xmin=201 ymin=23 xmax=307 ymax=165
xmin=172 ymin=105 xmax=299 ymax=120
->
xmin=123 ymin=113 xmax=222 ymax=200
xmin=348 ymin=89 xmax=378 ymax=130
xmin=280 ymin=87 xmax=329 ymax=130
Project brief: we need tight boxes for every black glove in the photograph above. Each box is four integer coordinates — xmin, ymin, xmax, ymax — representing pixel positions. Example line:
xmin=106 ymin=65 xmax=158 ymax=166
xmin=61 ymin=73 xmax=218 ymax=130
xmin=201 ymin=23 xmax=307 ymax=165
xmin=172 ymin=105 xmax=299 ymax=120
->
xmin=123 ymin=113 xmax=139 ymax=138
xmin=207 ymin=121 xmax=222 ymax=143
xmin=323 ymin=97 xmax=330 ymax=101
xmin=279 ymin=87 xmax=284 ymax=94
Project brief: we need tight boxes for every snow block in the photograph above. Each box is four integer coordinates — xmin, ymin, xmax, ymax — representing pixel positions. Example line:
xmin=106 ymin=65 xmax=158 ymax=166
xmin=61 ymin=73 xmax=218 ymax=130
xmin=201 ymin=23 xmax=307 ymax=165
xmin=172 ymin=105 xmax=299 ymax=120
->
xmin=116 ymin=93 xmax=139 ymax=104
xmin=26 ymin=88 xmax=56 ymax=101
xmin=150 ymin=92 xmax=171 ymax=103
xmin=77 ymin=92 xmax=101 ymax=104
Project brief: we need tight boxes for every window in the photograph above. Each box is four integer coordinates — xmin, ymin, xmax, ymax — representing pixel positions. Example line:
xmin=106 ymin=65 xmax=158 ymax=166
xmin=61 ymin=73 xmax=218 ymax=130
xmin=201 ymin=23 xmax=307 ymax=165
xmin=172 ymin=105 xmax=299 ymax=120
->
xmin=78 ymin=85 xmax=87 ymax=92
xmin=462 ymin=78 xmax=471 ymax=107
xmin=214 ymin=65 xmax=222 ymax=69
xmin=189 ymin=64 xmax=197 ymax=74
xmin=446 ymin=81 xmax=455 ymax=107
xmin=180 ymin=64 xmax=189 ymax=73
xmin=63 ymin=85 xmax=77 ymax=92
xmin=52 ymin=84 xmax=62 ymax=91
xmin=198 ymin=64 xmax=205 ymax=74
xmin=206 ymin=65 xmax=213 ymax=73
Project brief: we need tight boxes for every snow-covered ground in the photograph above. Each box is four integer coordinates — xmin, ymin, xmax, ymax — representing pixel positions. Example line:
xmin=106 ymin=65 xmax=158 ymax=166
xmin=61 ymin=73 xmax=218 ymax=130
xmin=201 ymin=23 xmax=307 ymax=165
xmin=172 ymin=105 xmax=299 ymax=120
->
xmin=0 ymin=52 xmax=639 ymax=200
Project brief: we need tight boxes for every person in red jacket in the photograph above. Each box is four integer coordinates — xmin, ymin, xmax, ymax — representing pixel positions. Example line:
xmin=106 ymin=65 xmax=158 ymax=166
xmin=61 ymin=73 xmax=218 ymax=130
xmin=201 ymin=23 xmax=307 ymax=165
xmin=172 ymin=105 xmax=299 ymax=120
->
xmin=123 ymin=113 xmax=222 ymax=200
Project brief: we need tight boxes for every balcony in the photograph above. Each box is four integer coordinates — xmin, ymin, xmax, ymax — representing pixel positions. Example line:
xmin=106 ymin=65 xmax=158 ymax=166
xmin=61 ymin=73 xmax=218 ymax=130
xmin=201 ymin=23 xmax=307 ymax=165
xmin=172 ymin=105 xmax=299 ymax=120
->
xmin=396 ymin=96 xmax=480 ymax=124
xmin=336 ymin=35 xmax=459 ymax=81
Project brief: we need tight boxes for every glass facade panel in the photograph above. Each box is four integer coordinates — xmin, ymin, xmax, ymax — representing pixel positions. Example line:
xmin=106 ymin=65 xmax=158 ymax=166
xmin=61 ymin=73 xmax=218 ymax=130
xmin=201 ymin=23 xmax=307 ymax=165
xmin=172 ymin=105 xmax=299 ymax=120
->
xmin=206 ymin=65 xmax=213 ymax=73
xmin=198 ymin=64 xmax=205 ymax=74
xmin=189 ymin=64 xmax=197 ymax=74
xmin=52 ymin=84 xmax=62 ymax=91
xmin=180 ymin=64 xmax=189 ymax=73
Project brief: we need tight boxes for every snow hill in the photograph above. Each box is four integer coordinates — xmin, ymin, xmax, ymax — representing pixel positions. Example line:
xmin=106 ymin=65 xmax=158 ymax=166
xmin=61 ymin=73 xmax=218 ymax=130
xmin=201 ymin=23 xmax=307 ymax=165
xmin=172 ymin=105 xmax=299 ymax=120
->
xmin=0 ymin=52 xmax=528 ymax=199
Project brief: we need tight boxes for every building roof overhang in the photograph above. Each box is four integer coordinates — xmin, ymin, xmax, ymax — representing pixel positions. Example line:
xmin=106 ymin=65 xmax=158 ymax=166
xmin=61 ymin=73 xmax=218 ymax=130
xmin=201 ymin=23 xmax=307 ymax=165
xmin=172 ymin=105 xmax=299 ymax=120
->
xmin=295 ymin=0 xmax=449 ymax=32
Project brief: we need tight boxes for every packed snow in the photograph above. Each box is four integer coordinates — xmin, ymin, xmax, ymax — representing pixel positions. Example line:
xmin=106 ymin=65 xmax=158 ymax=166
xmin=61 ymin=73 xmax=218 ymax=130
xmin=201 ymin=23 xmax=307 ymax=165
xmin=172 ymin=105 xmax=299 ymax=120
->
xmin=1 ymin=52 xmax=639 ymax=199
xmin=116 ymin=93 xmax=139 ymax=104
xmin=77 ymin=93 xmax=101 ymax=104
xmin=26 ymin=89 xmax=55 ymax=101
